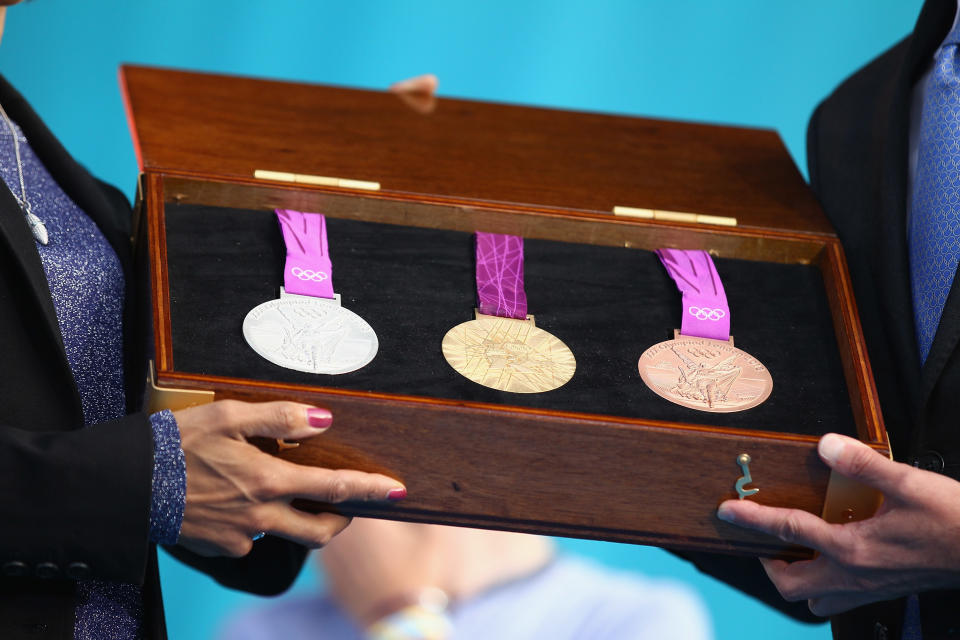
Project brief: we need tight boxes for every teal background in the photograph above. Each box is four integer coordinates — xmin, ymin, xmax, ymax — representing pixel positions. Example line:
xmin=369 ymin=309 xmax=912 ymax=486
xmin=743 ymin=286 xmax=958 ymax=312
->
xmin=0 ymin=1 xmax=926 ymax=638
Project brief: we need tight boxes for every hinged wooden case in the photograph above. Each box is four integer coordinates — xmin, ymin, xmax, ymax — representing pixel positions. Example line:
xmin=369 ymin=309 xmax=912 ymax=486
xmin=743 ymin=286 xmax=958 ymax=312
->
xmin=122 ymin=65 xmax=886 ymax=559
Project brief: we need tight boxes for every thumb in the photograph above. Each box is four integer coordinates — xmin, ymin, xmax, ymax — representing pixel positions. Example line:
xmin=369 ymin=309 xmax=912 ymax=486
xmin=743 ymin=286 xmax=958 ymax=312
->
xmin=818 ymin=433 xmax=906 ymax=497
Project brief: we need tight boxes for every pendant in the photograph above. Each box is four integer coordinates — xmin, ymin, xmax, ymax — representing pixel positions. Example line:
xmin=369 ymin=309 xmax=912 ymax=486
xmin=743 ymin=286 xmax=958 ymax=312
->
xmin=26 ymin=212 xmax=49 ymax=245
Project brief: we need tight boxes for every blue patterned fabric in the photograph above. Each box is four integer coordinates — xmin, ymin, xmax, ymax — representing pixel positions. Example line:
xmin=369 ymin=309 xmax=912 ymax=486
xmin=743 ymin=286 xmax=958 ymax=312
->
xmin=899 ymin=16 xmax=960 ymax=640
xmin=902 ymin=594 xmax=922 ymax=640
xmin=0 ymin=114 xmax=185 ymax=638
xmin=908 ymin=20 xmax=960 ymax=364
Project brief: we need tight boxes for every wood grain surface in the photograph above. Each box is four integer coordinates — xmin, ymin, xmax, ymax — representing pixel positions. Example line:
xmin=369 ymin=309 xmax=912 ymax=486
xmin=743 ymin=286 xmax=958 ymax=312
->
xmin=169 ymin=371 xmax=830 ymax=558
xmin=121 ymin=65 xmax=834 ymax=236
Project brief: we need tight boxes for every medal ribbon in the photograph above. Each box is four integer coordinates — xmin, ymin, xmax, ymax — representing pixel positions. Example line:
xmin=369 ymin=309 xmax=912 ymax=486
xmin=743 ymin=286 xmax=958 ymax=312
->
xmin=475 ymin=232 xmax=527 ymax=319
xmin=655 ymin=248 xmax=730 ymax=341
xmin=276 ymin=209 xmax=335 ymax=299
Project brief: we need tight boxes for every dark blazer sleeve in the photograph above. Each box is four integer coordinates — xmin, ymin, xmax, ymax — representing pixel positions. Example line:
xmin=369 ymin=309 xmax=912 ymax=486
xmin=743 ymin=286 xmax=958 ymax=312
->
xmin=0 ymin=169 xmax=157 ymax=584
xmin=0 ymin=414 xmax=155 ymax=583
xmin=670 ymin=550 xmax=824 ymax=624
xmin=0 ymin=173 xmax=307 ymax=592
xmin=164 ymin=537 xmax=309 ymax=596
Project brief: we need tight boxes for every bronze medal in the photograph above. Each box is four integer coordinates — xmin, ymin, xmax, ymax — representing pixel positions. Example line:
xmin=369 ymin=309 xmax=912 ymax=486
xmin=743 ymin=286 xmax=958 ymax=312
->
xmin=638 ymin=332 xmax=772 ymax=413
xmin=641 ymin=249 xmax=773 ymax=412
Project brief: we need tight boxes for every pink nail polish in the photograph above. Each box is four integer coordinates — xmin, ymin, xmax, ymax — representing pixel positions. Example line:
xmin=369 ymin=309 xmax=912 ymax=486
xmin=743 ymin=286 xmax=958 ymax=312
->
xmin=306 ymin=408 xmax=332 ymax=429
xmin=386 ymin=487 xmax=407 ymax=501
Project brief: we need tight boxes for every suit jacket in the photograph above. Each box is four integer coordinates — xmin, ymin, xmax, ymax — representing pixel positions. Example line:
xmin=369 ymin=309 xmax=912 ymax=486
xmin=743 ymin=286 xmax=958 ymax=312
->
xmin=808 ymin=0 xmax=960 ymax=637
xmin=676 ymin=3 xmax=960 ymax=638
xmin=0 ymin=76 xmax=307 ymax=639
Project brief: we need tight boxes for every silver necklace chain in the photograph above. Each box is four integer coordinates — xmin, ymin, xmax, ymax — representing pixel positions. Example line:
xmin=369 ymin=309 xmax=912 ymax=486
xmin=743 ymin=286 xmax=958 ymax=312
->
xmin=0 ymin=101 xmax=48 ymax=245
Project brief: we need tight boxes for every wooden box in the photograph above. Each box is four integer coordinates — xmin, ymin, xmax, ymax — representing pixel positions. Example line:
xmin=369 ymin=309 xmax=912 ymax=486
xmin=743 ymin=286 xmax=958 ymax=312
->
xmin=121 ymin=65 xmax=886 ymax=559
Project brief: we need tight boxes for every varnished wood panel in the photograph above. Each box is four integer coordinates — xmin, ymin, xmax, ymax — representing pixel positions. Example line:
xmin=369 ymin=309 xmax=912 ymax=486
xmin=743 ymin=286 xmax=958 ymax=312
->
xmin=121 ymin=65 xmax=834 ymax=236
xmin=817 ymin=242 xmax=886 ymax=444
xmin=163 ymin=175 xmax=829 ymax=264
xmin=146 ymin=173 xmax=173 ymax=372
xmin=171 ymin=372 xmax=826 ymax=558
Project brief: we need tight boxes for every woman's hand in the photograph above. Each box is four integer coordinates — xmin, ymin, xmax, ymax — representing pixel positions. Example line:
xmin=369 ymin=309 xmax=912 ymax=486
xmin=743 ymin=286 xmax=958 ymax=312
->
xmin=174 ymin=400 xmax=406 ymax=558
xmin=717 ymin=433 xmax=960 ymax=616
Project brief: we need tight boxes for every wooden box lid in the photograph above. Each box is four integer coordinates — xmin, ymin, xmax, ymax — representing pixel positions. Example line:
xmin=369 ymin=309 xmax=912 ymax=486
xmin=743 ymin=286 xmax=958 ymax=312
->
xmin=121 ymin=65 xmax=833 ymax=236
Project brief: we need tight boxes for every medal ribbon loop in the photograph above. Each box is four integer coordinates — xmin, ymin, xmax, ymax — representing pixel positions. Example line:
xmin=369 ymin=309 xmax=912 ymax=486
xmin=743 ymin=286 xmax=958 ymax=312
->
xmin=655 ymin=248 xmax=731 ymax=341
xmin=475 ymin=232 xmax=527 ymax=320
xmin=276 ymin=209 xmax=335 ymax=299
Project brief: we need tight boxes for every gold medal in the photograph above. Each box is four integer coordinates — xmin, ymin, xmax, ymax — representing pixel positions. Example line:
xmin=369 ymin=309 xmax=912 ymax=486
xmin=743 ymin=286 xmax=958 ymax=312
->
xmin=639 ymin=331 xmax=772 ymax=413
xmin=442 ymin=313 xmax=576 ymax=393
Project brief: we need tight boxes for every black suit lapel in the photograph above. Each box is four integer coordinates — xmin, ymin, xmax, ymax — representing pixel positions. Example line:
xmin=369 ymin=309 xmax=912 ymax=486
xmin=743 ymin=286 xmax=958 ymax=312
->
xmin=0 ymin=74 xmax=139 ymax=416
xmin=0 ymin=73 xmax=136 ymax=422
xmin=0 ymin=75 xmax=131 ymax=268
xmin=900 ymin=0 xmax=960 ymax=402
xmin=0 ymin=177 xmax=83 ymax=419
xmin=923 ymin=268 xmax=960 ymax=398
xmin=872 ymin=0 xmax=955 ymax=412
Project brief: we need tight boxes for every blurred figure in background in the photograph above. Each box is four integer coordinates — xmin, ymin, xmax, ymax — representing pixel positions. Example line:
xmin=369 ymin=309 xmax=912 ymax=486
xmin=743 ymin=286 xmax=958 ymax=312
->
xmin=218 ymin=519 xmax=713 ymax=640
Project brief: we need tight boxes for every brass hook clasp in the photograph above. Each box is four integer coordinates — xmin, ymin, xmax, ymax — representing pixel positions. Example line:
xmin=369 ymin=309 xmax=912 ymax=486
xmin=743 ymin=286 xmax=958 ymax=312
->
xmin=735 ymin=453 xmax=759 ymax=500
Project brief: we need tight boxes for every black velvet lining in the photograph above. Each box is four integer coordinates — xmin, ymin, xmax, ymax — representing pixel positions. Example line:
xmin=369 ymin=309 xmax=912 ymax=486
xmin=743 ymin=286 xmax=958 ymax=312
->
xmin=165 ymin=203 xmax=856 ymax=437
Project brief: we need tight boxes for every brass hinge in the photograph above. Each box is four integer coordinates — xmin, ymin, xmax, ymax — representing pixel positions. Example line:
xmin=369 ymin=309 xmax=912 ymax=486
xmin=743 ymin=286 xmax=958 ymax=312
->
xmin=146 ymin=360 xmax=215 ymax=414
xmin=821 ymin=468 xmax=883 ymax=525
xmin=612 ymin=206 xmax=737 ymax=227
xmin=254 ymin=169 xmax=380 ymax=191
xmin=821 ymin=436 xmax=890 ymax=525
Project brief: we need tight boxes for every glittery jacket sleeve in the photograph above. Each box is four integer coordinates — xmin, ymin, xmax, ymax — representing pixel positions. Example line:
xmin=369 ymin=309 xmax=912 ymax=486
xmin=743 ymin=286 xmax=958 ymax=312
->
xmin=148 ymin=410 xmax=185 ymax=545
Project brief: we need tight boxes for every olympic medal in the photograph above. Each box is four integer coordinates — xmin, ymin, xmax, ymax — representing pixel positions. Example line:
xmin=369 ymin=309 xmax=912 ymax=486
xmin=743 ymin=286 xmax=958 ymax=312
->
xmin=442 ymin=316 xmax=576 ymax=393
xmin=638 ymin=335 xmax=772 ymax=412
xmin=243 ymin=296 xmax=378 ymax=374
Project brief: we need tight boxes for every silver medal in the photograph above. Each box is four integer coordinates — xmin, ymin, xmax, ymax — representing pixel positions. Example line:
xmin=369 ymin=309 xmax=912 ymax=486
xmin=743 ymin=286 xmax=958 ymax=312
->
xmin=243 ymin=289 xmax=378 ymax=374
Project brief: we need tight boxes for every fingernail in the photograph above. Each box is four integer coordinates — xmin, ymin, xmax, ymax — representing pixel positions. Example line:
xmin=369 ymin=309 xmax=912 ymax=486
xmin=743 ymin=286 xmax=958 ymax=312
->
xmin=818 ymin=433 xmax=845 ymax=465
xmin=307 ymin=408 xmax=332 ymax=429
xmin=386 ymin=487 xmax=407 ymax=501
xmin=716 ymin=503 xmax=737 ymax=524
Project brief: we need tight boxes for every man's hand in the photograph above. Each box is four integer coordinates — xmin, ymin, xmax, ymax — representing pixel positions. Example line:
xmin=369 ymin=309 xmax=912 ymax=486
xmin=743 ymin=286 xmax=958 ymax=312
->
xmin=174 ymin=400 xmax=406 ymax=558
xmin=717 ymin=433 xmax=960 ymax=616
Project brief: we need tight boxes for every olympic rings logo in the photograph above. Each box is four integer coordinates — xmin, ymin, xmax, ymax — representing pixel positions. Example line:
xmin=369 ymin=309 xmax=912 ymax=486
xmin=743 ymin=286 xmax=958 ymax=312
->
xmin=291 ymin=267 xmax=329 ymax=282
xmin=688 ymin=306 xmax=726 ymax=321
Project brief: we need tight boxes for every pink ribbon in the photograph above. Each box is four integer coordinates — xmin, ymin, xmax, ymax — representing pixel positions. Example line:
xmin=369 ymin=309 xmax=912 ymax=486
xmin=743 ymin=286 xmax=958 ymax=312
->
xmin=656 ymin=248 xmax=731 ymax=341
xmin=475 ymin=232 xmax=527 ymax=320
xmin=276 ymin=209 xmax=335 ymax=299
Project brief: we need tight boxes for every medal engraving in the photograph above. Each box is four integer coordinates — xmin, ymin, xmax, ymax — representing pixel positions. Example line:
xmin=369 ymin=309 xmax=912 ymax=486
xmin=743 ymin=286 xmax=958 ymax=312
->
xmin=243 ymin=297 xmax=378 ymax=374
xmin=442 ymin=316 xmax=575 ymax=393
xmin=638 ymin=336 xmax=772 ymax=413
